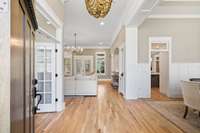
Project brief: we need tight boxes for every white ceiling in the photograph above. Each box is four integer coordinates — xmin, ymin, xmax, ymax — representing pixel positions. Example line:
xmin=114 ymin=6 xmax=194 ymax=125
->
xmin=63 ymin=0 xmax=128 ymax=48
xmin=128 ymin=0 xmax=200 ymax=26
xmin=149 ymin=0 xmax=200 ymax=18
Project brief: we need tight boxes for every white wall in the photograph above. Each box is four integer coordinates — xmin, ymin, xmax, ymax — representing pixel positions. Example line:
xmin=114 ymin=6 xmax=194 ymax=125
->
xmin=169 ymin=63 xmax=200 ymax=97
xmin=138 ymin=19 xmax=200 ymax=63
xmin=138 ymin=19 xmax=200 ymax=98
xmin=0 ymin=1 xmax=10 ymax=132
xmin=125 ymin=27 xmax=150 ymax=99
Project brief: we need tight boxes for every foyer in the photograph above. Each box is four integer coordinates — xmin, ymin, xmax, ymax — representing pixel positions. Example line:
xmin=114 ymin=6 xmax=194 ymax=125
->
xmin=0 ymin=0 xmax=200 ymax=133
xmin=35 ymin=82 xmax=184 ymax=133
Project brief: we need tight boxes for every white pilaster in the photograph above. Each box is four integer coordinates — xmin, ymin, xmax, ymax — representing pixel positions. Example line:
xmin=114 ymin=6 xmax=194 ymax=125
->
xmin=124 ymin=27 xmax=139 ymax=99
xmin=56 ymin=28 xmax=65 ymax=112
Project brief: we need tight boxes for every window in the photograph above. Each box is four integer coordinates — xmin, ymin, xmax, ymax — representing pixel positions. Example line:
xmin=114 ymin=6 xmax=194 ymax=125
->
xmin=96 ymin=52 xmax=106 ymax=75
xmin=74 ymin=56 xmax=94 ymax=75
xmin=64 ymin=57 xmax=72 ymax=76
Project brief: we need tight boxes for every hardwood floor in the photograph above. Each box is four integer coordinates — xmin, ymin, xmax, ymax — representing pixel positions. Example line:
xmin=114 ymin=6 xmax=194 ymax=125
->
xmin=36 ymin=82 xmax=184 ymax=133
xmin=151 ymin=88 xmax=170 ymax=101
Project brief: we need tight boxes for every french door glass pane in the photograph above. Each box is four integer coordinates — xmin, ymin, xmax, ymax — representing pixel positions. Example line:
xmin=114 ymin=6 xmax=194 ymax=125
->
xmin=38 ymin=72 xmax=44 ymax=80
xmin=45 ymin=72 xmax=52 ymax=80
xmin=38 ymin=82 xmax=44 ymax=92
xmin=45 ymin=81 xmax=52 ymax=92
xmin=45 ymin=93 xmax=52 ymax=104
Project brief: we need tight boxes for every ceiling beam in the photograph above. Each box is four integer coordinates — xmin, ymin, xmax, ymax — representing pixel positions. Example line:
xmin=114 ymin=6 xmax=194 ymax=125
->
xmin=148 ymin=14 xmax=200 ymax=18
xmin=162 ymin=0 xmax=200 ymax=2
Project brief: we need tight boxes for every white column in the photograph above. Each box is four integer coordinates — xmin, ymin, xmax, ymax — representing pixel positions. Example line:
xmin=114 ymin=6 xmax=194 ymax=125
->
xmin=124 ymin=27 xmax=151 ymax=100
xmin=55 ymin=28 xmax=65 ymax=111
xmin=124 ymin=27 xmax=139 ymax=99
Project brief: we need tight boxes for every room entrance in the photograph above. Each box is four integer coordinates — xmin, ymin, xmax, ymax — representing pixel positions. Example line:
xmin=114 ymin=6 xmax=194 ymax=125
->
xmin=149 ymin=37 xmax=171 ymax=100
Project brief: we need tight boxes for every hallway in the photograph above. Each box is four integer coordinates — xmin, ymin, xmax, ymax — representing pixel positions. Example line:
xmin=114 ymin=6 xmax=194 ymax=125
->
xmin=36 ymin=82 xmax=183 ymax=133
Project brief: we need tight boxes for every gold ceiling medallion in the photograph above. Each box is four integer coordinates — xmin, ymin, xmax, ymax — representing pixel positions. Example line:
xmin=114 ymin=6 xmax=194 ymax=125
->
xmin=85 ymin=0 xmax=112 ymax=18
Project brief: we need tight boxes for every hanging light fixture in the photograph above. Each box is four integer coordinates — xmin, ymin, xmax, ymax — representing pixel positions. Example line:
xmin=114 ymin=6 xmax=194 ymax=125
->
xmin=65 ymin=33 xmax=83 ymax=54
xmin=85 ymin=0 xmax=113 ymax=18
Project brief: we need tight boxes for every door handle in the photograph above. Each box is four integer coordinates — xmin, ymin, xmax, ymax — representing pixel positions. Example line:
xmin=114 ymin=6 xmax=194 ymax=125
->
xmin=33 ymin=93 xmax=42 ymax=114
xmin=32 ymin=78 xmax=38 ymax=85
xmin=121 ymin=73 xmax=124 ymax=77
xmin=32 ymin=78 xmax=42 ymax=114
xmin=35 ymin=93 xmax=42 ymax=109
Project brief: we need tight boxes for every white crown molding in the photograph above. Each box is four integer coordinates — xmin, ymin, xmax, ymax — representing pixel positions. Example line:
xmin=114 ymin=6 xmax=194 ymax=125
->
xmin=148 ymin=14 xmax=200 ymax=19
xmin=162 ymin=0 xmax=200 ymax=2
xmin=37 ymin=27 xmax=60 ymax=43
xmin=36 ymin=0 xmax=63 ymax=28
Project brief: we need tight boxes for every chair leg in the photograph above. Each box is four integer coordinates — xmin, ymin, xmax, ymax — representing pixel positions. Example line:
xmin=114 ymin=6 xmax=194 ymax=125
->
xmin=183 ymin=106 xmax=188 ymax=119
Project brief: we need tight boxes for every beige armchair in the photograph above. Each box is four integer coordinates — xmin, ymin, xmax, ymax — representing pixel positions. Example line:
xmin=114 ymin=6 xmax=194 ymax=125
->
xmin=180 ymin=80 xmax=200 ymax=119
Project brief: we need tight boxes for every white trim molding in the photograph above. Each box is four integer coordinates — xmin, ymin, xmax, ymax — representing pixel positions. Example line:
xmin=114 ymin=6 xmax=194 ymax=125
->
xmin=148 ymin=14 xmax=200 ymax=19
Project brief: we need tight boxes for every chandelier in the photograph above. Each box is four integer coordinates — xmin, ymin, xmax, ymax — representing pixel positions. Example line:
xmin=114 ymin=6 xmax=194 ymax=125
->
xmin=65 ymin=33 xmax=83 ymax=54
xmin=85 ymin=0 xmax=113 ymax=18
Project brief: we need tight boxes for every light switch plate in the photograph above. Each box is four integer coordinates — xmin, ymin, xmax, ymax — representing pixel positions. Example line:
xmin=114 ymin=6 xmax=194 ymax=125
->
xmin=0 ymin=0 xmax=8 ymax=13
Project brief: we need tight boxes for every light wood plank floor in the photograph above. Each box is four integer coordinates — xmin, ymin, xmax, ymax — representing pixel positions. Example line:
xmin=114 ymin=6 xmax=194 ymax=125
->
xmin=151 ymin=88 xmax=170 ymax=101
xmin=36 ymin=82 xmax=184 ymax=133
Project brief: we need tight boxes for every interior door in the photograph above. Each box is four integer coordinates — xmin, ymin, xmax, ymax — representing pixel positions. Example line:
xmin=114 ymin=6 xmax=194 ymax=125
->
xmin=25 ymin=20 xmax=33 ymax=133
xmin=11 ymin=1 xmax=25 ymax=132
xmin=11 ymin=0 xmax=36 ymax=133
xmin=35 ymin=44 xmax=56 ymax=112
xmin=119 ymin=46 xmax=125 ymax=95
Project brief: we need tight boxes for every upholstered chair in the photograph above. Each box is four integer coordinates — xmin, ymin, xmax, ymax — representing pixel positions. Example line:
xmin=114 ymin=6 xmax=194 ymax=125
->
xmin=180 ymin=81 xmax=200 ymax=118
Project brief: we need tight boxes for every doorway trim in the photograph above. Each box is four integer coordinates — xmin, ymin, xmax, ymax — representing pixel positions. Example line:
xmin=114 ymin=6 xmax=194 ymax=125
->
xmin=36 ymin=0 xmax=65 ymax=112
xmin=148 ymin=37 xmax=172 ymax=97
xmin=118 ymin=43 xmax=125 ymax=96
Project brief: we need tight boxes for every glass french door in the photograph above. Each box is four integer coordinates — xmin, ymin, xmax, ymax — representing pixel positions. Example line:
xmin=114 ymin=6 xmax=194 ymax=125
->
xmin=35 ymin=44 xmax=56 ymax=112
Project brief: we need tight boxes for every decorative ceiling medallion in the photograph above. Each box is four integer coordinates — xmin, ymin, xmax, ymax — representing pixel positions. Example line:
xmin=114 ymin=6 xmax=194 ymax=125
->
xmin=85 ymin=0 xmax=112 ymax=18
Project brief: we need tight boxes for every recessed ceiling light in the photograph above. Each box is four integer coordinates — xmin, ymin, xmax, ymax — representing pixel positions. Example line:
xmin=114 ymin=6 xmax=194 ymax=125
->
xmin=99 ymin=42 xmax=103 ymax=45
xmin=100 ymin=21 xmax=105 ymax=26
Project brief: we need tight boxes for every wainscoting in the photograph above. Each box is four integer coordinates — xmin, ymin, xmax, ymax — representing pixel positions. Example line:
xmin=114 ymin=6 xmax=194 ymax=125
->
xmin=169 ymin=63 xmax=200 ymax=97
xmin=135 ymin=63 xmax=200 ymax=99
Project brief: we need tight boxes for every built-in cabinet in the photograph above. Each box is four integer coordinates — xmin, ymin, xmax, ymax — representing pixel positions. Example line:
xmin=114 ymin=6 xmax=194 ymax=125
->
xmin=64 ymin=76 xmax=97 ymax=96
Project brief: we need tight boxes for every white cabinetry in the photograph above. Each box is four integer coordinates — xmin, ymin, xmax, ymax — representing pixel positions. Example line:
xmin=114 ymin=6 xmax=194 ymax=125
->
xmin=64 ymin=76 xmax=97 ymax=96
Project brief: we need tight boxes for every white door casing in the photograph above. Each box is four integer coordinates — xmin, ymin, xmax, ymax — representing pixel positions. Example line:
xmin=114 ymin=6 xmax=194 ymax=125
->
xmin=149 ymin=37 xmax=172 ymax=97
xmin=119 ymin=45 xmax=125 ymax=95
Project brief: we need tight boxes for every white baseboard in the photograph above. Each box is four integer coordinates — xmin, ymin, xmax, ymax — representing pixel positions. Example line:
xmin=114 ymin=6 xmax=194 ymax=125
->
xmin=56 ymin=102 xmax=65 ymax=112
xmin=99 ymin=79 xmax=112 ymax=81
